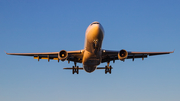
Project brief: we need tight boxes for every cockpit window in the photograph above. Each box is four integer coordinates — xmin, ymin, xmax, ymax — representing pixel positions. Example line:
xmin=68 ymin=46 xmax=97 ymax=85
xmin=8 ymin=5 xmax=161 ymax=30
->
xmin=91 ymin=22 xmax=99 ymax=25
xmin=93 ymin=22 xmax=99 ymax=24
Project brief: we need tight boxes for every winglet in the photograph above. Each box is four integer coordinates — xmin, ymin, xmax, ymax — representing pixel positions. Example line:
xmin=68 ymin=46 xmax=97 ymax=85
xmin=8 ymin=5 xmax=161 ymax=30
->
xmin=169 ymin=49 xmax=175 ymax=53
xmin=4 ymin=51 xmax=10 ymax=55
xmin=4 ymin=50 xmax=7 ymax=54
xmin=172 ymin=49 xmax=175 ymax=53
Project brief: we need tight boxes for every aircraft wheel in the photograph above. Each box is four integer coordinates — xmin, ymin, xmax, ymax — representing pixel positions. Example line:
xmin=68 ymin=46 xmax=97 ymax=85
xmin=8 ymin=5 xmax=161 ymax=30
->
xmin=109 ymin=66 xmax=112 ymax=74
xmin=105 ymin=66 xmax=108 ymax=74
xmin=77 ymin=66 xmax=79 ymax=74
xmin=72 ymin=66 xmax=75 ymax=74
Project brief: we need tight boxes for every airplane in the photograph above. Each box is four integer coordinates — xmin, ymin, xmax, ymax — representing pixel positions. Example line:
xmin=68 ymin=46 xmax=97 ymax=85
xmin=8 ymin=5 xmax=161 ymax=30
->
xmin=6 ymin=21 xmax=174 ymax=74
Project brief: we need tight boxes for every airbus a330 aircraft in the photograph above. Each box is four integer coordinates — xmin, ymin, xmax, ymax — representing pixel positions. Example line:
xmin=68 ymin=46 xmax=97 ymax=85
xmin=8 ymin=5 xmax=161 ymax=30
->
xmin=6 ymin=21 xmax=174 ymax=74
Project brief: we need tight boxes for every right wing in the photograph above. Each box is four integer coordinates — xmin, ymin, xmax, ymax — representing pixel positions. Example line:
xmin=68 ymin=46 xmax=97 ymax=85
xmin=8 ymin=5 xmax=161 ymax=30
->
xmin=101 ymin=49 xmax=174 ymax=63
xmin=6 ymin=50 xmax=84 ymax=63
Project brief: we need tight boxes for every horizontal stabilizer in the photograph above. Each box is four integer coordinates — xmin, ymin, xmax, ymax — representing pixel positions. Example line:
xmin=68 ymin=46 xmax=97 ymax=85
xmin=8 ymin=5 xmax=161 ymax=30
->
xmin=63 ymin=67 xmax=84 ymax=70
xmin=63 ymin=67 xmax=113 ymax=70
xmin=96 ymin=67 xmax=113 ymax=69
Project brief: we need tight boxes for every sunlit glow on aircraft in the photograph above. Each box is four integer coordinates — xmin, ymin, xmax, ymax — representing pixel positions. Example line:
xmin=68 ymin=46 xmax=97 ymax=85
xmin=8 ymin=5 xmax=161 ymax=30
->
xmin=6 ymin=21 xmax=174 ymax=74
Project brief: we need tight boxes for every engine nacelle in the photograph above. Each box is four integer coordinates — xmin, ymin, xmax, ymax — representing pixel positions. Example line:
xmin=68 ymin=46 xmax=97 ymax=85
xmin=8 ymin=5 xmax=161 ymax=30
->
xmin=58 ymin=50 xmax=68 ymax=61
xmin=118 ymin=49 xmax=128 ymax=61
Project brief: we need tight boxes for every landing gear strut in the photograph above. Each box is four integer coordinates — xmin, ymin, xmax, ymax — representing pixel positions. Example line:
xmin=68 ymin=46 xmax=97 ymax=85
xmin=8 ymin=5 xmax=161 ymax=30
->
xmin=72 ymin=62 xmax=79 ymax=74
xmin=105 ymin=62 xmax=112 ymax=74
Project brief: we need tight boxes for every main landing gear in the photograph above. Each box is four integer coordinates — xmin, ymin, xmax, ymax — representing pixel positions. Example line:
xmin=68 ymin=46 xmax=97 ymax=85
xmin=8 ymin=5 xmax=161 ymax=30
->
xmin=105 ymin=62 xmax=112 ymax=74
xmin=72 ymin=62 xmax=79 ymax=74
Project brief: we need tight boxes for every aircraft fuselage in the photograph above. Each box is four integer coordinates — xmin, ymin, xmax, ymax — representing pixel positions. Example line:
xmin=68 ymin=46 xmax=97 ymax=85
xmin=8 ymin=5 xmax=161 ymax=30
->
xmin=82 ymin=22 xmax=104 ymax=73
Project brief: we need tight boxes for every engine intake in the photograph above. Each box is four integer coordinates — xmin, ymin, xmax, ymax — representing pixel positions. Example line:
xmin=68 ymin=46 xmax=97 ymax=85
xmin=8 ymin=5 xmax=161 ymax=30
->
xmin=58 ymin=50 xmax=68 ymax=61
xmin=118 ymin=49 xmax=128 ymax=61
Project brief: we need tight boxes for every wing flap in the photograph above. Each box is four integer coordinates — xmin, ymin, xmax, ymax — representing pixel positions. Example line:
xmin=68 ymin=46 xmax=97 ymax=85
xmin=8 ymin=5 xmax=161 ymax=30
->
xmin=127 ymin=54 xmax=148 ymax=59
xmin=129 ymin=51 xmax=174 ymax=55
xmin=6 ymin=52 xmax=59 ymax=56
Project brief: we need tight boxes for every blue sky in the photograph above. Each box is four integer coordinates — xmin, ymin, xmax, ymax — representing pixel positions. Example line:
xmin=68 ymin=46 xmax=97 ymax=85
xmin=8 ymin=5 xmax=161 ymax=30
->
xmin=0 ymin=0 xmax=180 ymax=101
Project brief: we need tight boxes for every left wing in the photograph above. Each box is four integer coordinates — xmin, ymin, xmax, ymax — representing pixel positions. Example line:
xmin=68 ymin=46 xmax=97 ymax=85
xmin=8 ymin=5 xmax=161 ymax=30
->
xmin=6 ymin=50 xmax=84 ymax=63
xmin=101 ymin=49 xmax=174 ymax=63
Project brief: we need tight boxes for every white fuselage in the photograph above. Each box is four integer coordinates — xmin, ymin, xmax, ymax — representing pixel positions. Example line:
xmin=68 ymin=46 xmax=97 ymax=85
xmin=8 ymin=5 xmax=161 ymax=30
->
xmin=82 ymin=22 xmax=104 ymax=73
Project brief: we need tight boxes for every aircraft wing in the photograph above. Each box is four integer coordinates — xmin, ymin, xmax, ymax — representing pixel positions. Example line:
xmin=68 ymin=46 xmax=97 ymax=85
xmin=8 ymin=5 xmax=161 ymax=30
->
xmin=6 ymin=50 xmax=84 ymax=63
xmin=101 ymin=50 xmax=174 ymax=63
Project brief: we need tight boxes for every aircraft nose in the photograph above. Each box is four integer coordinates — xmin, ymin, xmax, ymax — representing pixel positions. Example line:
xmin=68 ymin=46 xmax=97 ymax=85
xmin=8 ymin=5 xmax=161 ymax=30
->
xmin=90 ymin=24 xmax=101 ymax=38
xmin=93 ymin=24 xmax=100 ymax=31
xmin=90 ymin=21 xmax=104 ymax=34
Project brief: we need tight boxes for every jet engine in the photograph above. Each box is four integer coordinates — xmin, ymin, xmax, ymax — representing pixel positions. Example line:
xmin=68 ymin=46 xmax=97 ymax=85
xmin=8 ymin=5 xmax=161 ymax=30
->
xmin=58 ymin=50 xmax=68 ymax=61
xmin=118 ymin=49 xmax=128 ymax=61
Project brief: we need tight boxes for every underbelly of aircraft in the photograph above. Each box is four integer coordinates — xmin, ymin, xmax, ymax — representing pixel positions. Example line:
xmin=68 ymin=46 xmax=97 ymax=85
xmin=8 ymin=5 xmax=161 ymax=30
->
xmin=82 ymin=48 xmax=102 ymax=73
xmin=83 ymin=65 xmax=97 ymax=73
xmin=83 ymin=59 xmax=100 ymax=73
